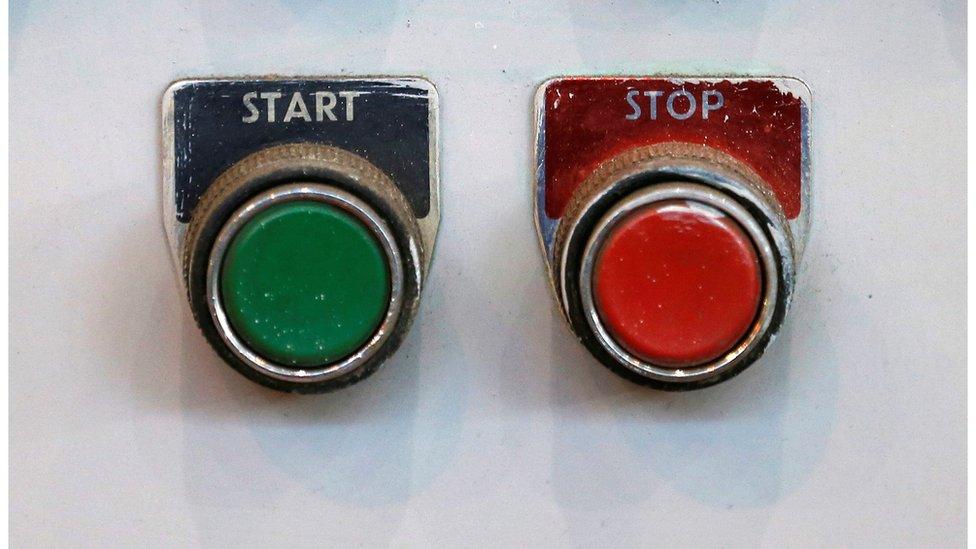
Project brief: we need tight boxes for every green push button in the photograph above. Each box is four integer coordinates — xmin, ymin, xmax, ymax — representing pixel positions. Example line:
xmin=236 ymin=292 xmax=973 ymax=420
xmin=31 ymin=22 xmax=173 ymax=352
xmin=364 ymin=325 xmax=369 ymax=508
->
xmin=219 ymin=200 xmax=391 ymax=367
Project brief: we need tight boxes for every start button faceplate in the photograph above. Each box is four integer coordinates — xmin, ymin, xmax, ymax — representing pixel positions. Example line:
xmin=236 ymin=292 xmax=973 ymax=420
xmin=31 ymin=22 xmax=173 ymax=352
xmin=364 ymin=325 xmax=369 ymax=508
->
xmin=163 ymin=77 xmax=439 ymax=393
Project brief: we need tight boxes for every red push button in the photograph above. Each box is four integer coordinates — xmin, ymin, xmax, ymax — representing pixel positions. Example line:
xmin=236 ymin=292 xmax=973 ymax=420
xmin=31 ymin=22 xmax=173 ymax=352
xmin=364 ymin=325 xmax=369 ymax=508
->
xmin=592 ymin=199 xmax=762 ymax=367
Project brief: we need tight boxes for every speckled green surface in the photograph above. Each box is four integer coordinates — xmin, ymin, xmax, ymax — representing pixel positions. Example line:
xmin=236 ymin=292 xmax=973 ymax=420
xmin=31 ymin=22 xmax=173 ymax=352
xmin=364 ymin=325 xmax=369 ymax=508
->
xmin=220 ymin=201 xmax=390 ymax=366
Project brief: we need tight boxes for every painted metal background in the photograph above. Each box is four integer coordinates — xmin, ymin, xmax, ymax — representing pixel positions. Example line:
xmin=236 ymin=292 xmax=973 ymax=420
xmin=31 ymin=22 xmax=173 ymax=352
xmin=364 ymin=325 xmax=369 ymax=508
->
xmin=10 ymin=1 xmax=966 ymax=546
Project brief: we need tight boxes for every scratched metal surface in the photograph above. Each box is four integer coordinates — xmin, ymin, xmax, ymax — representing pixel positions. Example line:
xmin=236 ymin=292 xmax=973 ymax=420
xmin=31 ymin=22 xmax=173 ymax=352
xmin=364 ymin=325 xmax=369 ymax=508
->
xmin=10 ymin=1 xmax=966 ymax=546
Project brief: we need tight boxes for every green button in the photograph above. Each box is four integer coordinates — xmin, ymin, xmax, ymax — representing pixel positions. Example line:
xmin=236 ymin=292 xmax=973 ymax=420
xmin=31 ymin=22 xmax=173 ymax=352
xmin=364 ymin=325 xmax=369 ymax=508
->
xmin=220 ymin=200 xmax=391 ymax=367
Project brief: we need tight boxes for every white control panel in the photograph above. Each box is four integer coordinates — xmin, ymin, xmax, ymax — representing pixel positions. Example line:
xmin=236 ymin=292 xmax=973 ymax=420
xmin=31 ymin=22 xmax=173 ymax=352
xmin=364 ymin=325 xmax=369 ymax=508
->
xmin=10 ymin=2 xmax=965 ymax=546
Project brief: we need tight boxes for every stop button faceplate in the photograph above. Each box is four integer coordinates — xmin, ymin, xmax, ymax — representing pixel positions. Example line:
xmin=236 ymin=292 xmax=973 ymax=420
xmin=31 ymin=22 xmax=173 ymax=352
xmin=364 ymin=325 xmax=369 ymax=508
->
xmin=534 ymin=76 xmax=811 ymax=390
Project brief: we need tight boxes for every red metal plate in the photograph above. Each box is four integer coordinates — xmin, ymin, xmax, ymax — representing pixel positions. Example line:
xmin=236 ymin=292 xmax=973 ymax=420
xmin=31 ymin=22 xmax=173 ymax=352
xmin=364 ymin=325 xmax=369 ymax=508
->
xmin=541 ymin=77 xmax=807 ymax=220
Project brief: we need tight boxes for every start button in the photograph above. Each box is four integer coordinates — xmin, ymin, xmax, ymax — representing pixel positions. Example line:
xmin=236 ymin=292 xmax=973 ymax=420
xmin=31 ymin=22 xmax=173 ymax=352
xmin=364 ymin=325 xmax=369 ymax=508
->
xmin=591 ymin=199 xmax=762 ymax=367
xmin=181 ymin=143 xmax=424 ymax=393
xmin=201 ymin=180 xmax=406 ymax=387
xmin=220 ymin=200 xmax=392 ymax=367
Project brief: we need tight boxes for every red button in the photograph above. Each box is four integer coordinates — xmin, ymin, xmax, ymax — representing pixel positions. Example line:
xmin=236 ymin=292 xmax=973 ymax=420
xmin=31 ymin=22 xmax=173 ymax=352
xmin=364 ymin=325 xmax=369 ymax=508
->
xmin=592 ymin=199 xmax=762 ymax=367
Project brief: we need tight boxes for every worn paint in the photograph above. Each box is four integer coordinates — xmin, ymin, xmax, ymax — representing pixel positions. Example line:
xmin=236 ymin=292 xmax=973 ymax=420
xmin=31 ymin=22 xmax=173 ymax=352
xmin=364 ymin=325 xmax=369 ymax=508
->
xmin=171 ymin=78 xmax=434 ymax=222
xmin=541 ymin=77 xmax=807 ymax=220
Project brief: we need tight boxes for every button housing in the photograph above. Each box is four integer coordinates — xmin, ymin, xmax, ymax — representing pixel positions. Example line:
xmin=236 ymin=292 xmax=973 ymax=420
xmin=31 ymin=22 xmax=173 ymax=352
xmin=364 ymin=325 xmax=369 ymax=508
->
xmin=535 ymin=77 xmax=811 ymax=389
xmin=163 ymin=78 xmax=439 ymax=393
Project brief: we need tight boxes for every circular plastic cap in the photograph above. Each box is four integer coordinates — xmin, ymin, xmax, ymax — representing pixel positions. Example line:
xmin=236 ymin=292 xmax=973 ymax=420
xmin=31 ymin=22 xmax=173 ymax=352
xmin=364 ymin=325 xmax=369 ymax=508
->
xmin=592 ymin=199 xmax=762 ymax=367
xmin=220 ymin=200 xmax=391 ymax=367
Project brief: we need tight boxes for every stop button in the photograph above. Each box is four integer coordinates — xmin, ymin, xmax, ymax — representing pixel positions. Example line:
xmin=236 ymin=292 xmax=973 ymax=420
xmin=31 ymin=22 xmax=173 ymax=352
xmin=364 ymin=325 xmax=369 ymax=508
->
xmin=591 ymin=198 xmax=763 ymax=367
xmin=550 ymin=148 xmax=794 ymax=390
xmin=537 ymin=76 xmax=809 ymax=390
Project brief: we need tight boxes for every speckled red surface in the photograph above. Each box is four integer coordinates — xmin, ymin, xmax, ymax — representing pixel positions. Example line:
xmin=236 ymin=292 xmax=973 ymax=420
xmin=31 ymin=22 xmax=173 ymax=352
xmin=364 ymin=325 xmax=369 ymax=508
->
xmin=543 ymin=78 xmax=804 ymax=219
xmin=593 ymin=200 xmax=762 ymax=367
